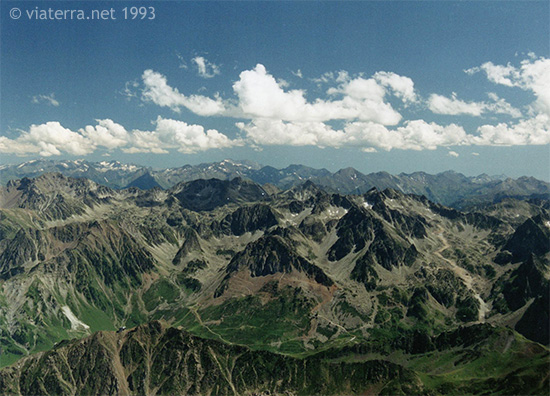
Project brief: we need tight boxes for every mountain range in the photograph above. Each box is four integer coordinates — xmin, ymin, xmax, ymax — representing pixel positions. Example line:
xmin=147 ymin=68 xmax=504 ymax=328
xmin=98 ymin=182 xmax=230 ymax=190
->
xmin=1 ymin=159 xmax=548 ymax=209
xmin=0 ymin=168 xmax=548 ymax=394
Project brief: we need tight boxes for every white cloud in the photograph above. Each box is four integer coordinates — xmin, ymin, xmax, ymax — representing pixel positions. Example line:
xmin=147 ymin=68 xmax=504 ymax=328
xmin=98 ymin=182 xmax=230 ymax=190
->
xmin=465 ymin=63 xmax=518 ymax=87
xmin=10 ymin=56 xmax=548 ymax=159
xmin=0 ymin=118 xmax=238 ymax=157
xmin=312 ymin=71 xmax=350 ymax=85
xmin=124 ymin=130 xmax=167 ymax=154
xmin=140 ymin=64 xmax=408 ymax=125
xmin=472 ymin=113 xmax=550 ymax=146
xmin=237 ymin=118 xmax=468 ymax=151
xmin=0 ymin=122 xmax=94 ymax=157
xmin=141 ymin=69 xmax=225 ymax=116
xmin=0 ymin=136 xmax=41 ymax=156
xmin=373 ymin=71 xmax=417 ymax=104
xmin=344 ymin=120 xmax=469 ymax=151
xmin=236 ymin=119 xmax=346 ymax=147
xmin=31 ymin=93 xmax=59 ymax=107
xmin=461 ymin=56 xmax=550 ymax=147
xmin=119 ymin=80 xmax=140 ymax=100
xmin=519 ymin=57 xmax=550 ymax=116
xmin=292 ymin=69 xmax=303 ymax=78
xmin=428 ymin=92 xmax=521 ymax=118
xmin=80 ymin=119 xmax=129 ymax=149
xmin=448 ymin=151 xmax=459 ymax=157
xmin=471 ymin=152 xmax=480 ymax=156
xmin=466 ymin=56 xmax=550 ymax=117
xmin=485 ymin=93 xmax=523 ymax=118
xmin=192 ymin=56 xmax=220 ymax=78
xmin=233 ymin=64 xmax=403 ymax=125
xmin=428 ymin=93 xmax=484 ymax=116
xmin=152 ymin=117 xmax=237 ymax=154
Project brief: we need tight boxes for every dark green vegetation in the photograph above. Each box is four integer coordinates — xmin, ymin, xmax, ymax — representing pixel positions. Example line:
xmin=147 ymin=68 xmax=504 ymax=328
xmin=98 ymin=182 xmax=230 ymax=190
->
xmin=0 ymin=170 xmax=548 ymax=395
xmin=0 ymin=321 xmax=547 ymax=396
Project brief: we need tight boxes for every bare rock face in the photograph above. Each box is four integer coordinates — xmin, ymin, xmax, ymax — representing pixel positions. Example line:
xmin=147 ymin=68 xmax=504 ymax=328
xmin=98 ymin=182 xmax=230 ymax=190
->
xmin=502 ymin=214 xmax=550 ymax=263
xmin=217 ymin=204 xmax=279 ymax=236
xmin=215 ymin=234 xmax=333 ymax=297
xmin=171 ymin=177 xmax=270 ymax=211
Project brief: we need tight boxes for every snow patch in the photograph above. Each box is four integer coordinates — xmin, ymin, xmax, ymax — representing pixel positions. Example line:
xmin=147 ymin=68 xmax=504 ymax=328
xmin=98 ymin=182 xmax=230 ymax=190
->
xmin=545 ymin=221 xmax=550 ymax=229
xmin=61 ymin=305 xmax=90 ymax=330
xmin=325 ymin=206 xmax=348 ymax=219
xmin=363 ymin=201 xmax=373 ymax=209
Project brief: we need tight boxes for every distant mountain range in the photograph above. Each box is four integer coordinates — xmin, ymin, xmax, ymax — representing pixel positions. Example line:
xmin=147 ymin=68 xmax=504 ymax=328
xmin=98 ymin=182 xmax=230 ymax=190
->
xmin=1 ymin=159 xmax=548 ymax=209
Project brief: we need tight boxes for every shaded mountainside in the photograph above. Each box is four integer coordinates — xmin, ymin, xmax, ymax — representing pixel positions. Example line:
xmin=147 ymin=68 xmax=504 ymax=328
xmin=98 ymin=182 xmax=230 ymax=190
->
xmin=0 ymin=321 xmax=547 ymax=396
xmin=0 ymin=321 xmax=420 ymax=396
xmin=1 ymin=159 xmax=548 ymax=209
xmin=0 ymin=173 xmax=549 ymax=394
xmin=169 ymin=177 xmax=270 ymax=212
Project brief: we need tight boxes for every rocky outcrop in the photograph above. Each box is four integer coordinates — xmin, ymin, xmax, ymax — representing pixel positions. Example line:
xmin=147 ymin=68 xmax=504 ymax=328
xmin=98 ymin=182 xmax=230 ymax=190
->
xmin=215 ymin=204 xmax=279 ymax=236
xmin=171 ymin=178 xmax=269 ymax=211
xmin=215 ymin=235 xmax=333 ymax=297
xmin=172 ymin=228 xmax=202 ymax=265
xmin=501 ymin=214 xmax=550 ymax=263
xmin=328 ymin=207 xmax=378 ymax=261
xmin=228 ymin=235 xmax=331 ymax=284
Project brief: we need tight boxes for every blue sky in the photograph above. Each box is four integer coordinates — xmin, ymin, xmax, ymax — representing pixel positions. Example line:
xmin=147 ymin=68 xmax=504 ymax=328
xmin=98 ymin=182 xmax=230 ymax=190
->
xmin=1 ymin=1 xmax=549 ymax=179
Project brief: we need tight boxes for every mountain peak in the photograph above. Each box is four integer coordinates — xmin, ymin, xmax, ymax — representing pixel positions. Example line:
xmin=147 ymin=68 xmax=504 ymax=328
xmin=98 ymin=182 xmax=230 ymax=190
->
xmin=171 ymin=177 xmax=269 ymax=211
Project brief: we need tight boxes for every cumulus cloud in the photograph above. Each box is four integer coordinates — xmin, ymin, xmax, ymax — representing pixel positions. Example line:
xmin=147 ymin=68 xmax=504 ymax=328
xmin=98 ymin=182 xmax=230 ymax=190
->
xmin=466 ymin=56 xmax=550 ymax=116
xmin=236 ymin=119 xmax=346 ymax=147
xmin=0 ymin=118 xmax=238 ymax=157
xmin=373 ymin=71 xmax=417 ymax=104
xmin=80 ymin=119 xmax=130 ymax=149
xmin=141 ymin=69 xmax=225 ymax=116
xmin=465 ymin=63 xmax=518 ymax=87
xmin=472 ymin=113 xmax=550 ymax=146
xmin=519 ymin=57 xmax=550 ymax=116
xmin=151 ymin=117 xmax=237 ymax=153
xmin=192 ymin=56 xmax=220 ymax=78
xmin=459 ymin=56 xmax=550 ymax=147
xmin=31 ymin=93 xmax=59 ymax=107
xmin=448 ymin=151 xmax=459 ymax=157
xmin=428 ymin=92 xmax=521 ymax=117
xmin=0 ymin=122 xmax=93 ymax=157
xmin=237 ymin=118 xmax=468 ymax=151
xmin=233 ymin=64 xmax=404 ymax=125
xmin=10 ymin=56 xmax=548 ymax=159
xmin=428 ymin=93 xmax=485 ymax=116
xmin=140 ymin=65 xmax=411 ymax=125
xmin=346 ymin=120 xmax=469 ymax=151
